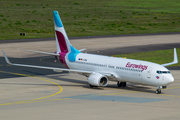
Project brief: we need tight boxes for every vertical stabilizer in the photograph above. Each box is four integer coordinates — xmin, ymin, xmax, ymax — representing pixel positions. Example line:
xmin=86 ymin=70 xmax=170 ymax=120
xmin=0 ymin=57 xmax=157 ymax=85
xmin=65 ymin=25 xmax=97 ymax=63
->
xmin=53 ymin=11 xmax=71 ymax=53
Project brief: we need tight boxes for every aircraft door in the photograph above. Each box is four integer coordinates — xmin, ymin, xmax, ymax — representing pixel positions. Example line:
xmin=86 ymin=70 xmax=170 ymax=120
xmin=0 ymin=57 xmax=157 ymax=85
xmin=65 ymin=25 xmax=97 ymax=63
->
xmin=147 ymin=67 xmax=152 ymax=78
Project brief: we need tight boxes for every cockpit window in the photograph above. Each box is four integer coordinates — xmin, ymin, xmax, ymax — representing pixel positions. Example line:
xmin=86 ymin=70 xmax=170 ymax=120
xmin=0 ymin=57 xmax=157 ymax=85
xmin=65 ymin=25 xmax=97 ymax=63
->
xmin=156 ymin=70 xmax=170 ymax=74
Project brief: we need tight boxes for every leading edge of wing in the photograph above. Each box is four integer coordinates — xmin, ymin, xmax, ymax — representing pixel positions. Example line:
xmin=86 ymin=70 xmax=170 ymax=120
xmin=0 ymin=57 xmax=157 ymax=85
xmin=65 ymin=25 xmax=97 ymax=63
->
xmin=18 ymin=49 xmax=60 ymax=56
xmin=2 ymin=49 xmax=92 ymax=74
xmin=2 ymin=49 xmax=120 ymax=79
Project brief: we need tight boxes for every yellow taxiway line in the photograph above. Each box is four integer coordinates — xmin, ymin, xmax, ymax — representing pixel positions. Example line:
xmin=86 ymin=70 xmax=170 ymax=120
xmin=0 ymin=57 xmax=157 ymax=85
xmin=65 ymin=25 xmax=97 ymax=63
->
xmin=0 ymin=71 xmax=180 ymax=106
xmin=0 ymin=71 xmax=63 ymax=106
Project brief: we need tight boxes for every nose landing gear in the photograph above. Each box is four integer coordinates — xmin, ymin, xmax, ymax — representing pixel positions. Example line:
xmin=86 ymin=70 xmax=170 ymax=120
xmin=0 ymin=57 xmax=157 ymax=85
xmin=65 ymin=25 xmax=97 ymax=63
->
xmin=156 ymin=86 xmax=163 ymax=94
xmin=156 ymin=89 xmax=161 ymax=94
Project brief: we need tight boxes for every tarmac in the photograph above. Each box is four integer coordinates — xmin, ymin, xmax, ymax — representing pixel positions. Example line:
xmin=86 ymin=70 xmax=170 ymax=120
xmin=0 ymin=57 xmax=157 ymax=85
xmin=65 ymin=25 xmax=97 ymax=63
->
xmin=0 ymin=33 xmax=180 ymax=120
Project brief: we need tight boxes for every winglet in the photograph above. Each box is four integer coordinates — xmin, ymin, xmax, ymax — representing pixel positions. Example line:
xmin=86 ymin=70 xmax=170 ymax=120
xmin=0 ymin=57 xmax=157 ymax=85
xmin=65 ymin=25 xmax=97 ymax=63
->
xmin=173 ymin=48 xmax=178 ymax=63
xmin=161 ymin=48 xmax=178 ymax=67
xmin=1 ymin=50 xmax=13 ymax=65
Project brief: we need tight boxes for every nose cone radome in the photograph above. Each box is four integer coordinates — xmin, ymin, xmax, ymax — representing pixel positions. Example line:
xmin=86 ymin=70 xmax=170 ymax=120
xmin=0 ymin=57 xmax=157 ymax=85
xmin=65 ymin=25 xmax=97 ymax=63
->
xmin=170 ymin=75 xmax=174 ymax=83
xmin=167 ymin=74 xmax=174 ymax=84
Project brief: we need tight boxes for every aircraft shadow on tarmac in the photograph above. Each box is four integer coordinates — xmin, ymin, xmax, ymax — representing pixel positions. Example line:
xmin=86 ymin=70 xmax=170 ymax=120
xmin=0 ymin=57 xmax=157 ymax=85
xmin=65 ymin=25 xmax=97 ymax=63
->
xmin=47 ymin=75 xmax=156 ymax=94
xmin=0 ymin=56 xmax=65 ymax=79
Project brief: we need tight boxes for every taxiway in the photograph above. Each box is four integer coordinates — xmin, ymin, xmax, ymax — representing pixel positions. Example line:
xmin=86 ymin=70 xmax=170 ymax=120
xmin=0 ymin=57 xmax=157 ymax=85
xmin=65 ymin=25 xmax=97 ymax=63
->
xmin=0 ymin=33 xmax=180 ymax=120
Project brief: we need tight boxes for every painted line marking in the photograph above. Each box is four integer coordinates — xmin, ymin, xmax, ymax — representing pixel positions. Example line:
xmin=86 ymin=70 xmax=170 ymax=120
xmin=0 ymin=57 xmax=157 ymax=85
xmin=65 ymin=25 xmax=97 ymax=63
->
xmin=160 ymin=94 xmax=176 ymax=97
xmin=165 ymin=87 xmax=180 ymax=90
xmin=0 ymin=71 xmax=180 ymax=106
xmin=63 ymin=95 xmax=168 ymax=103
xmin=101 ymin=91 xmax=138 ymax=96
xmin=0 ymin=71 xmax=63 ymax=106
xmin=14 ymin=98 xmax=70 ymax=105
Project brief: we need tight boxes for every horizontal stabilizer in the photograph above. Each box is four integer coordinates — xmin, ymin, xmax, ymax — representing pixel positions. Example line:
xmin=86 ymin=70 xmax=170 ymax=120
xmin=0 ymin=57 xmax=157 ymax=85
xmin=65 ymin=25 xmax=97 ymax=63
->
xmin=79 ymin=49 xmax=86 ymax=52
xmin=18 ymin=49 xmax=60 ymax=56
xmin=161 ymin=48 xmax=178 ymax=67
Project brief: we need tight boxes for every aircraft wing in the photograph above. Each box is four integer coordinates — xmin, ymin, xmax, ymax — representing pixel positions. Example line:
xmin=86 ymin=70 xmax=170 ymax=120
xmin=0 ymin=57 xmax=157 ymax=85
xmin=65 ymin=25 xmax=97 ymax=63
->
xmin=161 ymin=48 xmax=178 ymax=67
xmin=2 ymin=49 xmax=120 ymax=80
xmin=18 ymin=49 xmax=60 ymax=56
xmin=2 ymin=49 xmax=92 ymax=74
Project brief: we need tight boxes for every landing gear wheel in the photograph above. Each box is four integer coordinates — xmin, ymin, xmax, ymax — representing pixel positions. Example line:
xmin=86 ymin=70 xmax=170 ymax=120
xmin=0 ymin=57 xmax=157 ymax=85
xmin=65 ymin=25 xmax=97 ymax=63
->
xmin=117 ymin=82 xmax=126 ymax=87
xmin=117 ymin=82 xmax=122 ymax=87
xmin=156 ymin=89 xmax=161 ymax=94
xmin=122 ymin=82 xmax=126 ymax=87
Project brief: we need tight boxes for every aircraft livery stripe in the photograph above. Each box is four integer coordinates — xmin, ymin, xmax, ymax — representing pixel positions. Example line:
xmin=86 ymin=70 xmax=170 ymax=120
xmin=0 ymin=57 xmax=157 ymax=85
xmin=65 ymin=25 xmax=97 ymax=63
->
xmin=53 ymin=11 xmax=63 ymax=27
xmin=56 ymin=31 xmax=68 ymax=53
xmin=59 ymin=52 xmax=69 ymax=69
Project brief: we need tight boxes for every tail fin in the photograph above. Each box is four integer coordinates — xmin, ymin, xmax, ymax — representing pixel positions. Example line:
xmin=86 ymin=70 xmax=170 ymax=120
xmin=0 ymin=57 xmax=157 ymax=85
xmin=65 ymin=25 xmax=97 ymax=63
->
xmin=53 ymin=11 xmax=71 ymax=53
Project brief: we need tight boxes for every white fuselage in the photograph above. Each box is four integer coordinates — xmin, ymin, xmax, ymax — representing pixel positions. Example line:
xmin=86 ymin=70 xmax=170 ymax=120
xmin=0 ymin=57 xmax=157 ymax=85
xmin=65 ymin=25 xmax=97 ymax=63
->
xmin=65 ymin=53 xmax=174 ymax=86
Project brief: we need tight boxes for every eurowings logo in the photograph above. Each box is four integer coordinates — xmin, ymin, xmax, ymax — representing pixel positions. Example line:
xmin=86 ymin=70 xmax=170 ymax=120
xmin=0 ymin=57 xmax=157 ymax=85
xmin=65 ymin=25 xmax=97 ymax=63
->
xmin=156 ymin=76 xmax=160 ymax=79
xmin=126 ymin=62 xmax=148 ymax=71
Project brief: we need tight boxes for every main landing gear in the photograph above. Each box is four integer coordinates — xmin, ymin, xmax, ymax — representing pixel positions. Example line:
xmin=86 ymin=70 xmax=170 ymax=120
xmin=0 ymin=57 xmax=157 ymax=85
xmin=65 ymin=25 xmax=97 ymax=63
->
xmin=117 ymin=82 xmax=126 ymax=87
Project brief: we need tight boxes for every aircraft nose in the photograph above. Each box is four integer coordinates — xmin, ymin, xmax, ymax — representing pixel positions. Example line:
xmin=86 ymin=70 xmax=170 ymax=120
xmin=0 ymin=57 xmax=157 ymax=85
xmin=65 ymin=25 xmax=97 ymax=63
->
xmin=167 ymin=74 xmax=174 ymax=84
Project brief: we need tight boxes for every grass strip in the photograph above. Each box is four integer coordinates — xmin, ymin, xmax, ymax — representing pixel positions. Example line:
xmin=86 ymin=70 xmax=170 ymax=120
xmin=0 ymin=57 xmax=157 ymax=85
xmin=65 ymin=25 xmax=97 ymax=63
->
xmin=0 ymin=0 xmax=180 ymax=40
xmin=114 ymin=48 xmax=180 ymax=67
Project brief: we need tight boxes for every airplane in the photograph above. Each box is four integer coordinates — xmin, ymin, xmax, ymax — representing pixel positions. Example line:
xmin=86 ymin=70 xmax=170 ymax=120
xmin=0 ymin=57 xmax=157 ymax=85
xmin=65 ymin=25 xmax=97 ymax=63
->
xmin=2 ymin=11 xmax=178 ymax=94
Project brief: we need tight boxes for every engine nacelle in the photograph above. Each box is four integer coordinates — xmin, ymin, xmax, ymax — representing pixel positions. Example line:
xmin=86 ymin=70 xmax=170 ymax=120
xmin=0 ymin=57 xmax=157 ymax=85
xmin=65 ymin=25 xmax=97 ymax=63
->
xmin=88 ymin=73 xmax=108 ymax=87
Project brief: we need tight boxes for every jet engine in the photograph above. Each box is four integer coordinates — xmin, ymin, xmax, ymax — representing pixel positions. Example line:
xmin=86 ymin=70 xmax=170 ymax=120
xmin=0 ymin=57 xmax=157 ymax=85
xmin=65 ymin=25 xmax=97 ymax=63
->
xmin=88 ymin=73 xmax=108 ymax=87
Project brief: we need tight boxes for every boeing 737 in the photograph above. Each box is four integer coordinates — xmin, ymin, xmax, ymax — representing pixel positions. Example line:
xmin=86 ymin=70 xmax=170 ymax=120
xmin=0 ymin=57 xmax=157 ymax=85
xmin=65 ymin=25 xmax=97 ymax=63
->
xmin=2 ymin=11 xmax=178 ymax=94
